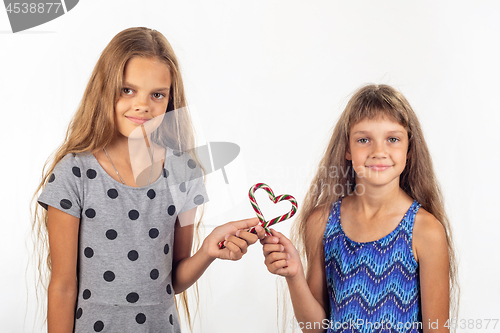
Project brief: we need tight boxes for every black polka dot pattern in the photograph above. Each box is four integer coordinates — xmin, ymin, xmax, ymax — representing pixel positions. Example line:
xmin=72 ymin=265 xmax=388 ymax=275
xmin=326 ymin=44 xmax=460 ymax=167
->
xmin=84 ymin=247 xmax=94 ymax=258
xmin=194 ymin=194 xmax=204 ymax=205
xmin=85 ymin=208 xmax=96 ymax=218
xmin=48 ymin=173 xmax=55 ymax=183
xmin=179 ymin=182 xmax=186 ymax=193
xmin=76 ymin=307 xmax=82 ymax=319
xmin=107 ymin=188 xmax=118 ymax=199
xmin=136 ymin=313 xmax=146 ymax=324
xmin=126 ymin=292 xmax=139 ymax=303
xmin=94 ymin=320 xmax=104 ymax=332
xmin=83 ymin=289 xmax=91 ymax=299
xmin=128 ymin=250 xmax=139 ymax=261
xmin=167 ymin=205 xmax=176 ymax=216
xmin=129 ymin=210 xmax=139 ymax=220
xmin=72 ymin=167 xmax=81 ymax=177
xmin=164 ymin=244 xmax=169 ymax=255
xmin=86 ymin=169 xmax=97 ymax=179
xmin=169 ymin=314 xmax=173 ymax=325
xmin=147 ymin=189 xmax=156 ymax=199
xmin=103 ymin=271 xmax=115 ymax=282
xmin=149 ymin=228 xmax=159 ymax=239
xmin=106 ymin=229 xmax=117 ymax=240
xmin=163 ymin=169 xmax=169 ymax=178
xmin=187 ymin=159 xmax=197 ymax=169
xmin=173 ymin=150 xmax=182 ymax=157
xmin=166 ymin=284 xmax=172 ymax=295
xmin=60 ymin=199 xmax=72 ymax=210
xmin=150 ymin=269 xmax=159 ymax=280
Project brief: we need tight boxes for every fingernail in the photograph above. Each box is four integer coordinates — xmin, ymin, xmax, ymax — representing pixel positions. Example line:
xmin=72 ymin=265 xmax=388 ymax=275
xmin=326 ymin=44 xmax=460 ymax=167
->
xmin=236 ymin=230 xmax=240 ymax=237
xmin=255 ymin=225 xmax=262 ymax=231
xmin=287 ymin=254 xmax=290 ymax=259
xmin=280 ymin=245 xmax=284 ymax=251
xmin=273 ymin=237 xmax=279 ymax=243
xmin=225 ymin=234 xmax=229 ymax=240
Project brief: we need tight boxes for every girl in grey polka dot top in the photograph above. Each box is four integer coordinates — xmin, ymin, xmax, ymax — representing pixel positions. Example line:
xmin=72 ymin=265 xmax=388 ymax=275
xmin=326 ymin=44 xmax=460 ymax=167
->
xmin=34 ymin=27 xmax=264 ymax=333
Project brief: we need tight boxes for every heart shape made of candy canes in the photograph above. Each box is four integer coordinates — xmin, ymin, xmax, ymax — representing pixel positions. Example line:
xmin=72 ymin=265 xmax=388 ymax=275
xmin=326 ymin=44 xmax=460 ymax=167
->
xmin=247 ymin=183 xmax=298 ymax=235
xmin=218 ymin=183 xmax=298 ymax=249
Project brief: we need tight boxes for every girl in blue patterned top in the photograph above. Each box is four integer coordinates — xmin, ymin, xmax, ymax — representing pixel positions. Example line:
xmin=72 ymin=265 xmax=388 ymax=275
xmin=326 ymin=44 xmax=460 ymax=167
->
xmin=262 ymin=84 xmax=457 ymax=333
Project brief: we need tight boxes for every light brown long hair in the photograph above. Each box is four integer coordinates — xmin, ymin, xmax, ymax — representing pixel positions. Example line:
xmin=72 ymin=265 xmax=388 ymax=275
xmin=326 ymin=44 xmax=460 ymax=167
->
xmin=291 ymin=84 xmax=459 ymax=326
xmin=31 ymin=27 xmax=202 ymax=330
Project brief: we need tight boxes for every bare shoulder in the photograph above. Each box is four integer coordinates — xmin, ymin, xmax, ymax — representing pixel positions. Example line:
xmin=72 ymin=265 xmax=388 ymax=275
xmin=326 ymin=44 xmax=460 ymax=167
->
xmin=413 ymin=207 xmax=448 ymax=261
xmin=303 ymin=205 xmax=331 ymax=248
xmin=306 ymin=205 xmax=330 ymax=231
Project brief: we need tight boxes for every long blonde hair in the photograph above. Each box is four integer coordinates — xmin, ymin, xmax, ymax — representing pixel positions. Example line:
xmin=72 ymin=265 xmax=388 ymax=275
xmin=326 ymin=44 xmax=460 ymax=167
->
xmin=31 ymin=27 xmax=202 ymax=330
xmin=292 ymin=84 xmax=459 ymax=324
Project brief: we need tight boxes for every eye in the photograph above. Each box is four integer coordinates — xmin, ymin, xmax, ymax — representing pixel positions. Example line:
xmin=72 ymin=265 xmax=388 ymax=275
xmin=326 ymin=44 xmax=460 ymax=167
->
xmin=388 ymin=137 xmax=399 ymax=143
xmin=152 ymin=93 xmax=165 ymax=100
xmin=357 ymin=138 xmax=369 ymax=144
xmin=122 ymin=88 xmax=133 ymax=95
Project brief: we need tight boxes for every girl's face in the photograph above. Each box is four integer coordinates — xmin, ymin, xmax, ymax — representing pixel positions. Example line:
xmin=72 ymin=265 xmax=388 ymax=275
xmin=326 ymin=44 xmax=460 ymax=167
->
xmin=346 ymin=114 xmax=409 ymax=188
xmin=114 ymin=56 xmax=171 ymax=138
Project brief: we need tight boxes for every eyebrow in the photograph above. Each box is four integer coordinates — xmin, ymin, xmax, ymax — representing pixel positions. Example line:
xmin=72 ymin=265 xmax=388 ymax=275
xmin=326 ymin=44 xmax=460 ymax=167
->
xmin=123 ymin=82 xmax=170 ymax=91
xmin=352 ymin=130 xmax=405 ymax=135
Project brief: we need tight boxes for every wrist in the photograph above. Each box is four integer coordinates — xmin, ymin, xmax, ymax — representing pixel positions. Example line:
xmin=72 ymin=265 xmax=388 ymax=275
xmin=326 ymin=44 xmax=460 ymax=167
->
xmin=200 ymin=238 xmax=218 ymax=262
xmin=285 ymin=263 xmax=305 ymax=284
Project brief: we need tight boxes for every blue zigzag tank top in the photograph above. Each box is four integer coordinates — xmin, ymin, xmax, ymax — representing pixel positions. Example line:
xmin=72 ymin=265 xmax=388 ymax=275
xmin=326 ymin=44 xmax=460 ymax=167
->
xmin=323 ymin=198 xmax=422 ymax=333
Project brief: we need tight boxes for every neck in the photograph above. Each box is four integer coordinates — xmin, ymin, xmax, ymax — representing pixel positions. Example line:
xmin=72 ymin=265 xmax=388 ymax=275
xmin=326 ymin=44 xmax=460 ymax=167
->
xmin=105 ymin=136 xmax=130 ymax=162
xmin=350 ymin=177 xmax=406 ymax=212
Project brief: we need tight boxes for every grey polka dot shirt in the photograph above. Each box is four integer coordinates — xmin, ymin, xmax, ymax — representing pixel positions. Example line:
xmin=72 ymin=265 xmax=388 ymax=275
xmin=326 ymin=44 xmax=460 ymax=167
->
xmin=38 ymin=150 xmax=208 ymax=332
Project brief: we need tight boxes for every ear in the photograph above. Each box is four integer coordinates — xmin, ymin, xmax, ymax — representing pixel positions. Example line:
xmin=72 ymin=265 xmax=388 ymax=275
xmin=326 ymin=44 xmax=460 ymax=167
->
xmin=406 ymin=143 xmax=412 ymax=160
xmin=345 ymin=148 xmax=352 ymax=161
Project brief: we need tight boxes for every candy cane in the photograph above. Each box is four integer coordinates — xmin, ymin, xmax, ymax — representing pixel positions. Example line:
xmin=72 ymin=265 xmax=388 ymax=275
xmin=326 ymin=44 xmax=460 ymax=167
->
xmin=218 ymin=183 xmax=298 ymax=249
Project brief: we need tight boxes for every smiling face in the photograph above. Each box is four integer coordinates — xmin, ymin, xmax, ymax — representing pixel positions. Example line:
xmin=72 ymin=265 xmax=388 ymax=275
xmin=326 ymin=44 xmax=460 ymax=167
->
xmin=114 ymin=56 xmax=172 ymax=139
xmin=346 ymin=114 xmax=409 ymax=188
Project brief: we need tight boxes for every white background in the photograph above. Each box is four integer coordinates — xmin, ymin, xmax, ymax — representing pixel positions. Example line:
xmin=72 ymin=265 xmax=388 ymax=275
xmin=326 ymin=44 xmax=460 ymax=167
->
xmin=1 ymin=1 xmax=499 ymax=332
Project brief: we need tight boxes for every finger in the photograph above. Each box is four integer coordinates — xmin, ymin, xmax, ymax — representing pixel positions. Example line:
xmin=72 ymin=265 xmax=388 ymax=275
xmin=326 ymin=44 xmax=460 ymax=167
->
xmin=224 ymin=241 xmax=243 ymax=260
xmin=265 ymin=251 xmax=289 ymax=266
xmin=235 ymin=230 xmax=258 ymax=245
xmin=254 ymin=225 xmax=267 ymax=240
xmin=268 ymin=259 xmax=289 ymax=274
xmin=269 ymin=229 xmax=292 ymax=246
xmin=260 ymin=235 xmax=280 ymax=245
xmin=227 ymin=234 xmax=249 ymax=253
xmin=274 ymin=266 xmax=293 ymax=277
xmin=228 ymin=217 xmax=259 ymax=231
xmin=263 ymin=244 xmax=284 ymax=257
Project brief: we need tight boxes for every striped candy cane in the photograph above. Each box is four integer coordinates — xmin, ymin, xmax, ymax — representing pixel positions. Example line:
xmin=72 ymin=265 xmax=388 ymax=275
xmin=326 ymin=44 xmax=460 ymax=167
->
xmin=218 ymin=183 xmax=298 ymax=249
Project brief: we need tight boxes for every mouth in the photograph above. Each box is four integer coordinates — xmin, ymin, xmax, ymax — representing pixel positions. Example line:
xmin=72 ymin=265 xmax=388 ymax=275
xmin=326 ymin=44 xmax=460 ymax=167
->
xmin=366 ymin=165 xmax=392 ymax=171
xmin=126 ymin=116 xmax=150 ymax=125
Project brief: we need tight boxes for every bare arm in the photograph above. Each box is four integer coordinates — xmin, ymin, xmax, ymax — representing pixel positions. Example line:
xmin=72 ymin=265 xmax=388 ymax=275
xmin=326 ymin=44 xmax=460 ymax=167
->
xmin=47 ymin=206 xmax=80 ymax=333
xmin=262 ymin=208 xmax=329 ymax=333
xmin=414 ymin=210 xmax=450 ymax=333
xmin=171 ymin=208 xmax=263 ymax=294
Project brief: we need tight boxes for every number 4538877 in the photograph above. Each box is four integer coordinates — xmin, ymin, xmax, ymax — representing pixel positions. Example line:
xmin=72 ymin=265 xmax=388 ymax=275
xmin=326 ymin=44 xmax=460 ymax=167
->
xmin=6 ymin=3 xmax=62 ymax=14
xmin=444 ymin=319 xmax=498 ymax=330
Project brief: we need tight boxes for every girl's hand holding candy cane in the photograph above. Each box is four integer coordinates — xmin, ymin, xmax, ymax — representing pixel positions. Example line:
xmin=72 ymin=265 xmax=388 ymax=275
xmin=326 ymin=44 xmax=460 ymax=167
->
xmin=261 ymin=229 xmax=302 ymax=279
xmin=202 ymin=217 xmax=267 ymax=261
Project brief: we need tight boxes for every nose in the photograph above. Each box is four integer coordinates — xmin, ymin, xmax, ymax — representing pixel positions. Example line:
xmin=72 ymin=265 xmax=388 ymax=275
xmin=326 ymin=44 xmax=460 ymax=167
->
xmin=370 ymin=140 xmax=387 ymax=158
xmin=132 ymin=94 xmax=149 ymax=112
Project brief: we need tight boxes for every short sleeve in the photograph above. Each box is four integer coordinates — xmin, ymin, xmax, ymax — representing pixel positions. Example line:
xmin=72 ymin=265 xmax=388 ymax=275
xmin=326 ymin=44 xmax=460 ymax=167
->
xmin=179 ymin=157 xmax=208 ymax=214
xmin=37 ymin=154 xmax=83 ymax=219
xmin=179 ymin=174 xmax=208 ymax=214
